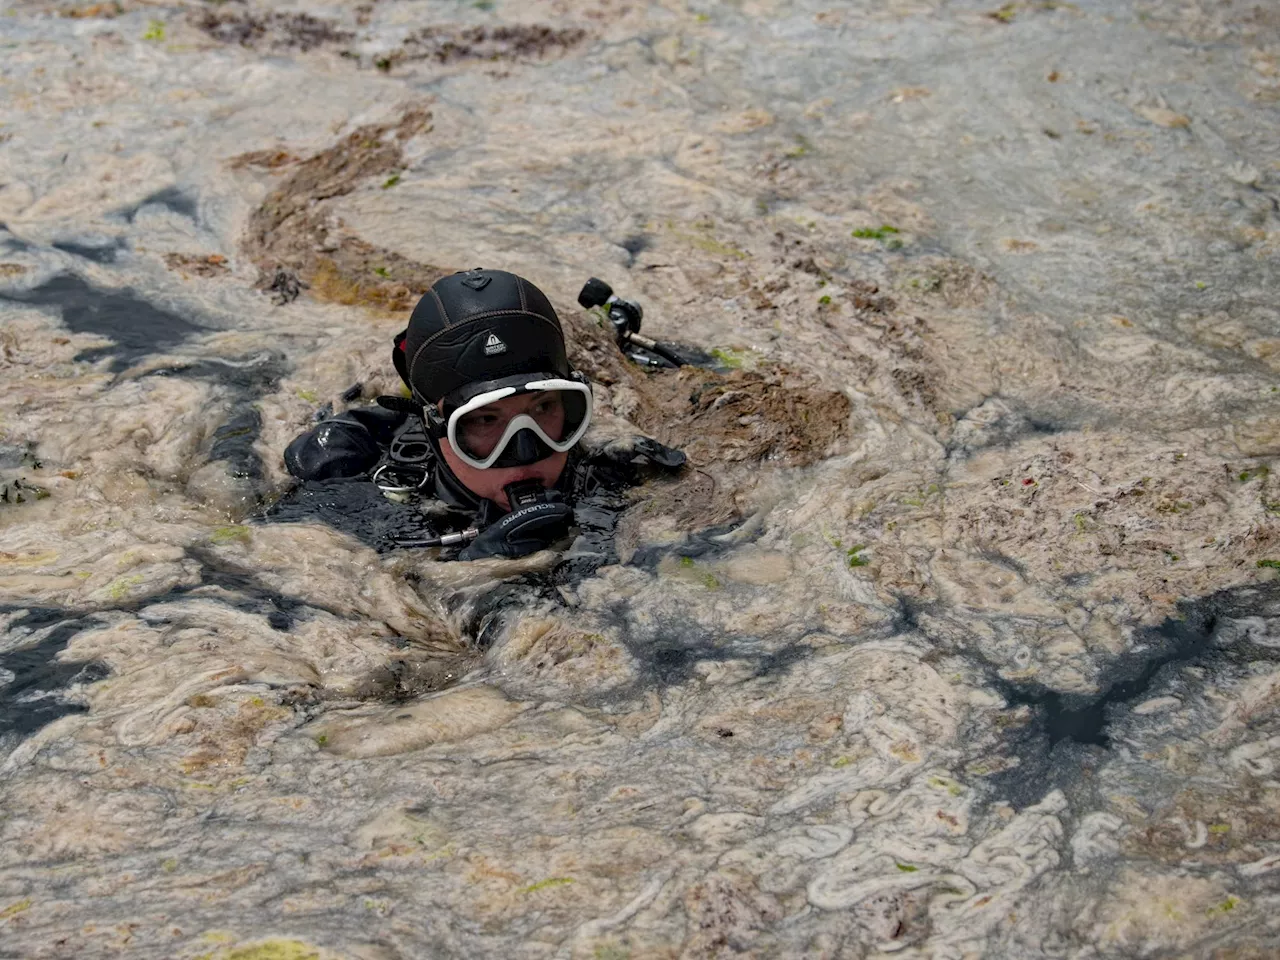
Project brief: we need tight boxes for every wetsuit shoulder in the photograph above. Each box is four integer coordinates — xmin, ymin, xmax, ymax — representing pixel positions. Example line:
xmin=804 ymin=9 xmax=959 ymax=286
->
xmin=284 ymin=406 xmax=407 ymax=481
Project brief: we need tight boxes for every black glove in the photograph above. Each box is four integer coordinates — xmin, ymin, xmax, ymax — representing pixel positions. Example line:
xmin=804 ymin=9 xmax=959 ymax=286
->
xmin=632 ymin=436 xmax=686 ymax=469
xmin=458 ymin=497 xmax=574 ymax=561
xmin=595 ymin=436 xmax=687 ymax=470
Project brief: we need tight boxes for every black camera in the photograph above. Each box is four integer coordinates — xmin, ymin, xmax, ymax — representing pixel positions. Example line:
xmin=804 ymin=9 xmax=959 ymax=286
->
xmin=578 ymin=277 xmax=701 ymax=368
xmin=577 ymin=277 xmax=644 ymax=344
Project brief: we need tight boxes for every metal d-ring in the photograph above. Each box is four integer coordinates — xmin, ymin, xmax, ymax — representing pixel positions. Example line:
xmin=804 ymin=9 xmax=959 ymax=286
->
xmin=372 ymin=461 xmax=430 ymax=495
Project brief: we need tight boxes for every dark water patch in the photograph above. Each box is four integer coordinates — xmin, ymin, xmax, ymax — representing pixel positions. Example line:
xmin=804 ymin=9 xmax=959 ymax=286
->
xmin=945 ymin=395 xmax=1080 ymax=459
xmin=616 ymin=614 xmax=739 ymax=687
xmin=0 ymin=608 xmax=110 ymax=737
xmin=628 ymin=518 xmax=759 ymax=571
xmin=455 ymin=577 xmax=565 ymax=649
xmin=141 ymin=353 xmax=287 ymax=394
xmin=53 ymin=239 xmax=122 ymax=264
xmin=210 ymin=410 xmax=264 ymax=481
xmin=602 ymin=597 xmax=804 ymax=692
xmin=620 ymin=234 xmax=650 ymax=266
xmin=751 ymin=642 xmax=811 ymax=679
xmin=983 ymin=738 xmax=1107 ymax=812
xmin=986 ymin=581 xmax=1280 ymax=807
xmin=889 ymin=594 xmax=925 ymax=633
xmin=0 ymin=274 xmax=202 ymax=371
xmin=125 ymin=186 xmax=198 ymax=223
xmin=0 ymin=223 xmax=30 ymax=253
xmin=621 ymin=235 xmax=650 ymax=255
xmin=351 ymin=655 xmax=476 ymax=704
xmin=148 ymin=353 xmax=286 ymax=487
xmin=140 ymin=547 xmax=354 ymax=630
xmin=0 ymin=441 xmax=39 ymax=471
xmin=999 ymin=596 xmax=1227 ymax=749
xmin=262 ymin=479 xmax=443 ymax=553
xmin=978 ymin=549 xmax=1030 ymax=580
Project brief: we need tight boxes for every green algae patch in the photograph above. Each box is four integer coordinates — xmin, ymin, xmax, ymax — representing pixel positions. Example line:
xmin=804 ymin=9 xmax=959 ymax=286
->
xmin=711 ymin=350 xmax=742 ymax=371
xmin=669 ymin=555 xmax=722 ymax=589
xmin=0 ymin=898 xmax=32 ymax=920
xmin=928 ymin=775 xmax=965 ymax=796
xmin=104 ymin=573 xmax=145 ymax=600
xmin=194 ymin=938 xmax=326 ymax=960
xmin=711 ymin=348 xmax=757 ymax=373
xmin=1257 ymin=560 xmax=1280 ymax=569
xmin=210 ymin=526 xmax=251 ymax=545
xmin=846 ymin=544 xmax=869 ymax=567
xmin=1206 ymin=895 xmax=1241 ymax=916
xmin=295 ymin=389 xmax=319 ymax=402
xmin=852 ymin=225 xmax=900 ymax=241
xmin=785 ymin=134 xmax=814 ymax=158
xmin=895 ymin=862 xmax=919 ymax=873
xmin=688 ymin=234 xmax=748 ymax=259
xmin=520 ymin=877 xmax=574 ymax=894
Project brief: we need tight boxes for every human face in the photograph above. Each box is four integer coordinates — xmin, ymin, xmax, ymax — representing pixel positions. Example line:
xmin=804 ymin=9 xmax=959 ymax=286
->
xmin=442 ymin=378 xmax=591 ymax=470
xmin=437 ymin=392 xmax=571 ymax=510
xmin=454 ymin=390 xmax=567 ymax=461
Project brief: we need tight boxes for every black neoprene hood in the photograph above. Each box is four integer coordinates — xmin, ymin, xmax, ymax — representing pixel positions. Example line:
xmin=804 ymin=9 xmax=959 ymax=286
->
xmin=403 ymin=269 xmax=570 ymax=405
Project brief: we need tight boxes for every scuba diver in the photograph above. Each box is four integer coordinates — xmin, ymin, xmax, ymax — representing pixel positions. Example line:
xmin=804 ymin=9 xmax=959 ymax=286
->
xmin=282 ymin=268 xmax=686 ymax=562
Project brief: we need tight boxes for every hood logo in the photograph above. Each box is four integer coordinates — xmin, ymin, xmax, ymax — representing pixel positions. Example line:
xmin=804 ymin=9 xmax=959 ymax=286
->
xmin=461 ymin=270 xmax=491 ymax=291
xmin=483 ymin=332 xmax=507 ymax=356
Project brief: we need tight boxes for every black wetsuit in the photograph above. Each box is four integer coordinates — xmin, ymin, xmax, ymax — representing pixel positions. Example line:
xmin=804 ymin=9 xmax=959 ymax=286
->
xmin=275 ymin=404 xmax=685 ymax=564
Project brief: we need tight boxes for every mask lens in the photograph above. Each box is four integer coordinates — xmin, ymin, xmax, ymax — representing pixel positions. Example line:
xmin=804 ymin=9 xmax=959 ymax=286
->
xmin=452 ymin=388 xmax=588 ymax=463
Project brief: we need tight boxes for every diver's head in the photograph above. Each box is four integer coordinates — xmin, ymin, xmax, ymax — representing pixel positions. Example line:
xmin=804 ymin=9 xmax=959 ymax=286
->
xmin=401 ymin=269 xmax=592 ymax=510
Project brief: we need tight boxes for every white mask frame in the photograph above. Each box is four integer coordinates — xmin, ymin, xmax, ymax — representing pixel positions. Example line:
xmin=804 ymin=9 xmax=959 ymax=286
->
xmin=443 ymin=377 xmax=593 ymax=470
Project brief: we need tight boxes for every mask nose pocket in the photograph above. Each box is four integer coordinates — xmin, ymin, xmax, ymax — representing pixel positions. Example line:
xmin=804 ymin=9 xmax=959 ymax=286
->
xmin=488 ymin=427 xmax=555 ymax=468
xmin=511 ymin=429 xmax=543 ymax=462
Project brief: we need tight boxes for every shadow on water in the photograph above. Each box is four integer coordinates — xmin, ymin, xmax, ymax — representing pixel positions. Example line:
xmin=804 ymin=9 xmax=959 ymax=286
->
xmin=0 ymin=548 xmax=363 ymax=744
xmin=122 ymin=186 xmax=198 ymax=223
xmin=987 ymin=581 xmax=1280 ymax=807
xmin=0 ymin=274 xmax=202 ymax=371
xmin=147 ymin=353 xmax=288 ymax=484
xmin=0 ymin=608 xmax=109 ymax=738
xmin=143 ymin=546 xmax=358 ymax=631
xmin=52 ymin=239 xmax=123 ymax=264
xmin=628 ymin=518 xmax=760 ymax=571
xmin=0 ymin=223 xmax=30 ymax=254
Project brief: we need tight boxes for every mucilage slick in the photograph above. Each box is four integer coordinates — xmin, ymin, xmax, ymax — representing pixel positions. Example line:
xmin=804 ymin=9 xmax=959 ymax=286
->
xmin=283 ymin=269 xmax=688 ymax=562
